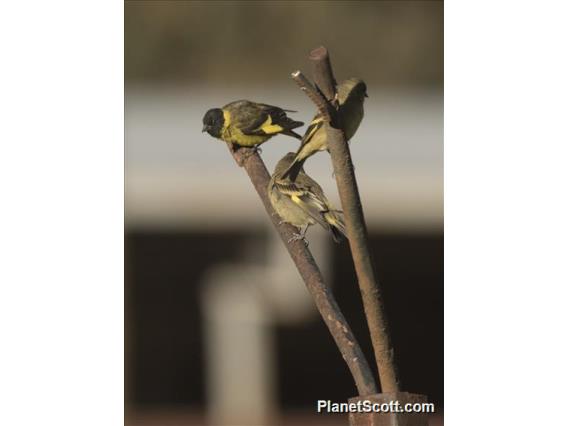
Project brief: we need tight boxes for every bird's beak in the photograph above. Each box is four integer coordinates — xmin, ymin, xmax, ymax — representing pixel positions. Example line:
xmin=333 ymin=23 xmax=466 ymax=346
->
xmin=364 ymin=93 xmax=369 ymax=98
xmin=202 ymin=125 xmax=208 ymax=133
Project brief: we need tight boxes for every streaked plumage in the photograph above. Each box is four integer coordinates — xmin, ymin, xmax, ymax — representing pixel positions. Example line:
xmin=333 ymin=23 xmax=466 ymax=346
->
xmin=268 ymin=153 xmax=347 ymax=243
xmin=281 ymin=78 xmax=367 ymax=180
xmin=202 ymin=100 xmax=303 ymax=147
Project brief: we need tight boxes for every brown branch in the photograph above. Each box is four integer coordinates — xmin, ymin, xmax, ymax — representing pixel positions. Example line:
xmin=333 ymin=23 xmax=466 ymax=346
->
xmin=291 ymin=70 xmax=332 ymax=122
xmin=302 ymin=46 xmax=401 ymax=393
xmin=309 ymin=46 xmax=339 ymax=106
xmin=230 ymin=146 xmax=378 ymax=397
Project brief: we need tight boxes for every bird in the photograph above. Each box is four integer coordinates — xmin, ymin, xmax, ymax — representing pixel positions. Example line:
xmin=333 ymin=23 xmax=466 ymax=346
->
xmin=280 ymin=78 xmax=367 ymax=181
xmin=268 ymin=152 xmax=347 ymax=243
xmin=202 ymin=100 xmax=304 ymax=150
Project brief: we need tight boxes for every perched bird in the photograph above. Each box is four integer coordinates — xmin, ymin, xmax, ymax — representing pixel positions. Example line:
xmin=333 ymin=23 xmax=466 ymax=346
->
xmin=281 ymin=78 xmax=368 ymax=180
xmin=202 ymin=100 xmax=304 ymax=149
xmin=268 ymin=153 xmax=347 ymax=243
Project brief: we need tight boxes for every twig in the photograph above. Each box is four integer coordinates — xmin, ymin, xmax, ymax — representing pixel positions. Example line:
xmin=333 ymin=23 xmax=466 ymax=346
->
xmin=298 ymin=46 xmax=401 ymax=393
xmin=230 ymin=146 xmax=378 ymax=396
xmin=291 ymin=71 xmax=332 ymax=122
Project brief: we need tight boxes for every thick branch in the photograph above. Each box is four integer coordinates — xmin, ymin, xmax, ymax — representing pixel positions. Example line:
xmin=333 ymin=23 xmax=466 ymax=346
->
xmin=230 ymin=146 xmax=378 ymax=397
xmin=304 ymin=46 xmax=401 ymax=392
xmin=309 ymin=46 xmax=338 ymax=106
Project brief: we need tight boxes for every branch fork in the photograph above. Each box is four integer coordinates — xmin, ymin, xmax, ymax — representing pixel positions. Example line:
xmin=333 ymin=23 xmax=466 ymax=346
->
xmin=227 ymin=146 xmax=377 ymax=397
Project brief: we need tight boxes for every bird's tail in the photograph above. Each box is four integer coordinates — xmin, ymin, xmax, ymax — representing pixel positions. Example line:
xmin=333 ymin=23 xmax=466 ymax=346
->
xmin=280 ymin=156 xmax=306 ymax=181
xmin=278 ymin=113 xmax=304 ymax=132
xmin=325 ymin=210 xmax=348 ymax=243
xmin=282 ymin=128 xmax=303 ymax=140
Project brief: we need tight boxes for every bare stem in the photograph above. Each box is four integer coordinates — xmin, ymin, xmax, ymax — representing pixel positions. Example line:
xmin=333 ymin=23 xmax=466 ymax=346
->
xmin=299 ymin=46 xmax=401 ymax=393
xmin=309 ymin=46 xmax=338 ymax=106
xmin=291 ymin=70 xmax=332 ymax=121
xmin=229 ymin=146 xmax=378 ymax=396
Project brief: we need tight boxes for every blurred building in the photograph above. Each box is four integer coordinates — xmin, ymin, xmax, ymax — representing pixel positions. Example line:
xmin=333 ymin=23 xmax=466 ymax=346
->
xmin=125 ymin=1 xmax=443 ymax=425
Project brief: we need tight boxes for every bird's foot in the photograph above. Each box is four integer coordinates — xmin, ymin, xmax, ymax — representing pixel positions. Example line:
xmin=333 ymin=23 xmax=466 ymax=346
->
xmin=287 ymin=232 xmax=309 ymax=246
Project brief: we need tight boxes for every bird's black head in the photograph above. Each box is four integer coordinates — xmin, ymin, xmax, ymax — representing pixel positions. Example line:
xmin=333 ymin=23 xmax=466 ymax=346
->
xmin=202 ymin=108 xmax=224 ymax=138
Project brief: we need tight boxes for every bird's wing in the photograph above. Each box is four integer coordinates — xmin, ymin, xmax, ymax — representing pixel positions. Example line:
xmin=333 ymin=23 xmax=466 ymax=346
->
xmin=274 ymin=180 xmax=330 ymax=231
xmin=299 ymin=114 xmax=325 ymax=147
xmin=241 ymin=104 xmax=303 ymax=136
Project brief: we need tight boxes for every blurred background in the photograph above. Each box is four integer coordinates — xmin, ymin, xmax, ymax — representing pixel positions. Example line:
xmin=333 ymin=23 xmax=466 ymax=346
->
xmin=125 ymin=1 xmax=443 ymax=425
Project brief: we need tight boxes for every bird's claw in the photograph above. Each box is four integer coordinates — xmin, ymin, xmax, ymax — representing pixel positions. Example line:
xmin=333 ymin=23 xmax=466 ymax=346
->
xmin=287 ymin=233 xmax=309 ymax=246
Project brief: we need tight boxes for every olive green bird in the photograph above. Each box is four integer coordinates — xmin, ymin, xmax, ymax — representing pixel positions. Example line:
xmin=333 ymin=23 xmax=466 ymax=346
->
xmin=268 ymin=152 xmax=347 ymax=243
xmin=281 ymin=78 xmax=368 ymax=181
xmin=202 ymin=100 xmax=304 ymax=149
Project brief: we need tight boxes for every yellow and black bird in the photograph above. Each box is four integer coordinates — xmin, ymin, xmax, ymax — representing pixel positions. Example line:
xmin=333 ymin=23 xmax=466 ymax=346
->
xmin=202 ymin=100 xmax=304 ymax=149
xmin=281 ymin=78 xmax=367 ymax=180
xmin=268 ymin=152 xmax=347 ymax=243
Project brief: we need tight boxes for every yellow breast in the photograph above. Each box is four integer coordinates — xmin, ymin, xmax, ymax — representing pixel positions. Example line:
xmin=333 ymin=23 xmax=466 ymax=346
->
xmin=222 ymin=126 xmax=270 ymax=147
xmin=221 ymin=110 xmax=271 ymax=147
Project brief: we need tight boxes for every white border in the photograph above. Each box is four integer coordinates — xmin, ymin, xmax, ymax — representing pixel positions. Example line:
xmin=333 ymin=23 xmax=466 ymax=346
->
xmin=1 ymin=1 xmax=568 ymax=425
xmin=0 ymin=1 xmax=123 ymax=425
xmin=446 ymin=1 xmax=568 ymax=425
